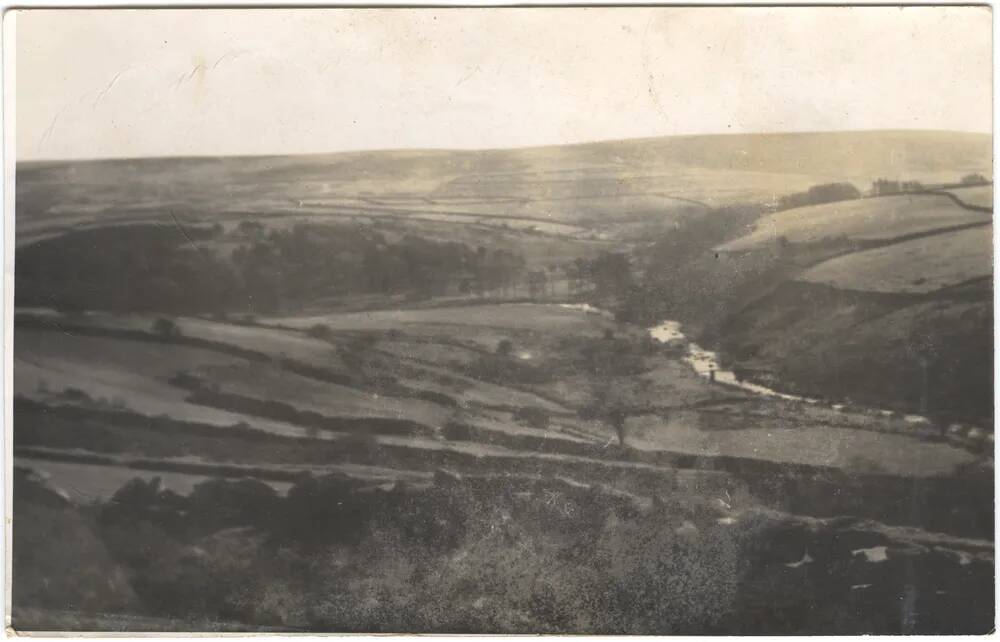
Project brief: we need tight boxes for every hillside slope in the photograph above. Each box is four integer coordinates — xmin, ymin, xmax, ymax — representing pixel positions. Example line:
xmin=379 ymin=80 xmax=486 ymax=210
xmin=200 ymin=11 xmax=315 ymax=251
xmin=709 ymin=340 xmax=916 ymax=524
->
xmin=716 ymin=280 xmax=992 ymax=423
xmin=798 ymin=225 xmax=992 ymax=294
xmin=718 ymin=190 xmax=989 ymax=253
xmin=17 ymin=130 xmax=990 ymax=243
xmin=710 ymin=187 xmax=993 ymax=423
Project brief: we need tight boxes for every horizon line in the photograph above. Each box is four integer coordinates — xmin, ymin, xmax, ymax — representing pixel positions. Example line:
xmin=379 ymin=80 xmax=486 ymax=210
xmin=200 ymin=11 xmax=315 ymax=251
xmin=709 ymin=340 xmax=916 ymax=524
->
xmin=17 ymin=127 xmax=992 ymax=166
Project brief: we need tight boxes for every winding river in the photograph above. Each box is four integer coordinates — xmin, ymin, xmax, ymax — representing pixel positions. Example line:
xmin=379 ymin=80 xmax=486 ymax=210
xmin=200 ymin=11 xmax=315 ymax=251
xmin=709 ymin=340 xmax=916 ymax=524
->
xmin=648 ymin=320 xmax=819 ymax=403
xmin=559 ymin=304 xmax=941 ymax=426
xmin=558 ymin=303 xmax=814 ymax=401
xmin=647 ymin=318 xmax=939 ymax=427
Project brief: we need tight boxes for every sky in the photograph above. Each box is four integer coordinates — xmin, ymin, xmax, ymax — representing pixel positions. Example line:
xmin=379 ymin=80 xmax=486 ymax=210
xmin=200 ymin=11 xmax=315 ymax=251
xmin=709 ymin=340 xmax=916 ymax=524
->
xmin=12 ymin=6 xmax=993 ymax=161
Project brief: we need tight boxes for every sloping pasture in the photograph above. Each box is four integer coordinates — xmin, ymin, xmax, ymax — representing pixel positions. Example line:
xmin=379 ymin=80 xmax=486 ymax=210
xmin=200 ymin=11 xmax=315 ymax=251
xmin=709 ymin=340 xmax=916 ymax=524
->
xmin=797 ymin=225 xmax=992 ymax=294
xmin=718 ymin=194 xmax=988 ymax=253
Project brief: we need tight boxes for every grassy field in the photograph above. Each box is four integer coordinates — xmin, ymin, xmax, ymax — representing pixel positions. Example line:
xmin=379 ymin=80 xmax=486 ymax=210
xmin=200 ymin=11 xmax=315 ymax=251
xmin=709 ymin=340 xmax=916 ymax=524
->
xmin=797 ymin=225 xmax=992 ymax=294
xmin=263 ymin=303 xmax=619 ymax=355
xmin=941 ymin=184 xmax=994 ymax=209
xmin=195 ymin=361 xmax=452 ymax=426
xmin=19 ymin=312 xmax=351 ymax=371
xmin=14 ymin=329 xmax=321 ymax=438
xmin=626 ymin=411 xmax=974 ymax=477
xmin=266 ymin=302 xmax=616 ymax=331
xmin=718 ymin=193 xmax=988 ymax=253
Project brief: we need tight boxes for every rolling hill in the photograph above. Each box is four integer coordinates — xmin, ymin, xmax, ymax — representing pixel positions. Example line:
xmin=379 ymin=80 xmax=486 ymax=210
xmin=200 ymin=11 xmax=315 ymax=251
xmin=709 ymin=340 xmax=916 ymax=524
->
xmin=798 ymin=225 xmax=992 ymax=294
xmin=718 ymin=189 xmax=990 ymax=253
xmin=17 ymin=130 xmax=991 ymax=245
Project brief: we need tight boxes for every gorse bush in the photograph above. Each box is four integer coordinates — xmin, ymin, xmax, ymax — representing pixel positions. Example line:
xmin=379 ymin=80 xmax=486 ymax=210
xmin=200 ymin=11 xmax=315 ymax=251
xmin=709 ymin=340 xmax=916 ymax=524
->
xmin=13 ymin=470 xmax=747 ymax=632
xmin=13 ymin=468 xmax=995 ymax=634
xmin=286 ymin=474 xmax=743 ymax=633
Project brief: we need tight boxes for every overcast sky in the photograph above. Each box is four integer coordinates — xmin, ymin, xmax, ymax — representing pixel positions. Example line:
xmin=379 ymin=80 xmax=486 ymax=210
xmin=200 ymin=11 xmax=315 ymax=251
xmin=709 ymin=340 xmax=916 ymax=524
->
xmin=13 ymin=7 xmax=993 ymax=161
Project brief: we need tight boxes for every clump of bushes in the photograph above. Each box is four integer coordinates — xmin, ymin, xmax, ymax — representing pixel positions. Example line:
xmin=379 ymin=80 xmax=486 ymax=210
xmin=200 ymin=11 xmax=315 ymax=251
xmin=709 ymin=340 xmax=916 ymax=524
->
xmin=306 ymin=324 xmax=333 ymax=340
xmin=168 ymin=371 xmax=203 ymax=391
xmin=413 ymin=389 xmax=459 ymax=408
xmin=337 ymin=431 xmax=381 ymax=457
xmin=441 ymin=421 xmax=475 ymax=441
xmin=778 ymin=182 xmax=860 ymax=210
xmin=17 ymin=465 xmax=993 ymax=634
xmin=496 ymin=339 xmax=514 ymax=356
xmin=12 ymin=470 xmax=137 ymax=621
xmin=513 ymin=407 xmax=550 ymax=430
xmin=152 ymin=317 xmax=181 ymax=338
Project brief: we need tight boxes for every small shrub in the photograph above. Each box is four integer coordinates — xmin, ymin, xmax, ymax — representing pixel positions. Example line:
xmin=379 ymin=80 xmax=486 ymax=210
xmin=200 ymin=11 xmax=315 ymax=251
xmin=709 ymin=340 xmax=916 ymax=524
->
xmin=187 ymin=478 xmax=281 ymax=533
xmin=496 ymin=339 xmax=514 ymax=357
xmin=60 ymin=387 xmax=93 ymax=403
xmin=414 ymin=389 xmax=459 ymax=407
xmin=152 ymin=317 xmax=181 ymax=338
xmin=12 ymin=491 xmax=136 ymax=616
xmin=306 ymin=324 xmax=333 ymax=340
xmin=168 ymin=371 xmax=203 ymax=391
xmin=281 ymin=474 xmax=373 ymax=546
xmin=514 ymin=407 xmax=550 ymax=430
xmin=442 ymin=422 xmax=475 ymax=441
xmin=338 ymin=431 xmax=380 ymax=456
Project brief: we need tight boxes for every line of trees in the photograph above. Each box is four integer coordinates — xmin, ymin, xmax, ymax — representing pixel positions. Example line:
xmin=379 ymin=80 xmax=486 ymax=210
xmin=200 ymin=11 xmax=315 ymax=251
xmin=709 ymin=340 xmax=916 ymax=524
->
xmin=870 ymin=178 xmax=925 ymax=196
xmin=777 ymin=174 xmax=992 ymax=208
xmin=17 ymin=218 xmax=647 ymax=316
xmin=777 ymin=183 xmax=861 ymax=210
xmin=16 ymin=223 xmax=533 ymax=315
xmin=870 ymin=173 xmax=990 ymax=197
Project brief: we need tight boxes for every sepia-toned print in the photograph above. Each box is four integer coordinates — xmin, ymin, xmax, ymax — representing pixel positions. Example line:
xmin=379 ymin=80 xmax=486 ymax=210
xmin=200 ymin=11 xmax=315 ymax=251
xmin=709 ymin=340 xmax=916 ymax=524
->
xmin=7 ymin=7 xmax=994 ymax=634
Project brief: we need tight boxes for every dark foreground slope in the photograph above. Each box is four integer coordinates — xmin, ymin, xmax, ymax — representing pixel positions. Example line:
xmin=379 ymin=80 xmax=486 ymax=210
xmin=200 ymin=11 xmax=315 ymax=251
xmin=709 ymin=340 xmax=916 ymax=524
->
xmin=12 ymin=467 xmax=994 ymax=634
